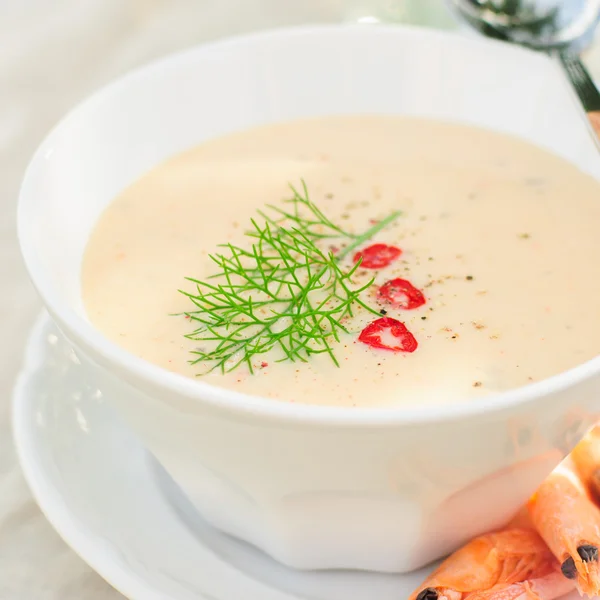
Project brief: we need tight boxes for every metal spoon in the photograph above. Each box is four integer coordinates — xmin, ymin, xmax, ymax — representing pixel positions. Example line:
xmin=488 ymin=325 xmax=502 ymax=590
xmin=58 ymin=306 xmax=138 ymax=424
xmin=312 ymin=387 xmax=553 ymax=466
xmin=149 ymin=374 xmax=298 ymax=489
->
xmin=448 ymin=0 xmax=600 ymax=139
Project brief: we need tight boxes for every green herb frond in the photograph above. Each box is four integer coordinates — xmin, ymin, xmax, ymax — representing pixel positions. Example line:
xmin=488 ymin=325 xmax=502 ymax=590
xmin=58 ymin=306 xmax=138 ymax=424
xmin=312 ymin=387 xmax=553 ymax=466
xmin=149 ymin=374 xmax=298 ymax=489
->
xmin=181 ymin=180 xmax=401 ymax=375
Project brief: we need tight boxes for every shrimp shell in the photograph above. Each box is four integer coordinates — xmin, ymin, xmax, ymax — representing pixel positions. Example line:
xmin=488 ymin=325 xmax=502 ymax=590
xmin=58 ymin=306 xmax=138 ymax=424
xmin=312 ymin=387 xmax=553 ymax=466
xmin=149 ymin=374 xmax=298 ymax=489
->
xmin=409 ymin=529 xmax=569 ymax=600
xmin=572 ymin=424 xmax=600 ymax=504
xmin=528 ymin=459 xmax=600 ymax=597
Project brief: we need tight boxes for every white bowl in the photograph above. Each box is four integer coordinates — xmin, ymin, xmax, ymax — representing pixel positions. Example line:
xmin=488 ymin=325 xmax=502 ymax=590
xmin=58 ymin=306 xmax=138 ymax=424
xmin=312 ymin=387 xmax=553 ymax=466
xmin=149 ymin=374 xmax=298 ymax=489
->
xmin=17 ymin=24 xmax=600 ymax=573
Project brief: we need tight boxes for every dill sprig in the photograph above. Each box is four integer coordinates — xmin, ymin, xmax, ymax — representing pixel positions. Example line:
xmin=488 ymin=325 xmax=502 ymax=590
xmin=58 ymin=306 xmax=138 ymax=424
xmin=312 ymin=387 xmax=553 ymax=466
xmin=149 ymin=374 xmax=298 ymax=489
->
xmin=180 ymin=181 xmax=401 ymax=375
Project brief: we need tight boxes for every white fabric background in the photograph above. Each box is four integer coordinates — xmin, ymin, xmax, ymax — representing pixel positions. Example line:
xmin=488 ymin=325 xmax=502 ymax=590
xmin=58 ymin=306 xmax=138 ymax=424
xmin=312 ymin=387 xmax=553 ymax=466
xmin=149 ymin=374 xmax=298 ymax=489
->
xmin=1 ymin=1 xmax=600 ymax=597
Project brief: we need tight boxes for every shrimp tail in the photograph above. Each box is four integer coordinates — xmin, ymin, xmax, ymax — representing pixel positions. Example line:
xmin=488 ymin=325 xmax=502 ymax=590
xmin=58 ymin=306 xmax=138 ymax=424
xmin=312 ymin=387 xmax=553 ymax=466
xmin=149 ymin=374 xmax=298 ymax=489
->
xmin=528 ymin=459 xmax=600 ymax=597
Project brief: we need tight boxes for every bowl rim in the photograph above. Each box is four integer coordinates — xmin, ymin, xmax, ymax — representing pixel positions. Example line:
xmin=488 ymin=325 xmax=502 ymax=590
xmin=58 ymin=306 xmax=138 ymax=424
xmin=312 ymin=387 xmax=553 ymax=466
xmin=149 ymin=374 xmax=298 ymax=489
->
xmin=17 ymin=22 xmax=600 ymax=427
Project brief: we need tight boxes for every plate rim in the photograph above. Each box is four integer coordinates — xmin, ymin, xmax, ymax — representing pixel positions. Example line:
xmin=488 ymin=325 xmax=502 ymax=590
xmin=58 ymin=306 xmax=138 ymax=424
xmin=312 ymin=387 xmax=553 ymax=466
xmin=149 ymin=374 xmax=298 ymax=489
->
xmin=11 ymin=312 xmax=173 ymax=600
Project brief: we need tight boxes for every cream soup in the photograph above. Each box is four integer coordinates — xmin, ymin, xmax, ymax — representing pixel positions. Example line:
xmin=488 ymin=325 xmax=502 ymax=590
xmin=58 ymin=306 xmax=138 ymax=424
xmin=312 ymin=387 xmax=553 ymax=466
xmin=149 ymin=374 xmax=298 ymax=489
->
xmin=82 ymin=116 xmax=600 ymax=407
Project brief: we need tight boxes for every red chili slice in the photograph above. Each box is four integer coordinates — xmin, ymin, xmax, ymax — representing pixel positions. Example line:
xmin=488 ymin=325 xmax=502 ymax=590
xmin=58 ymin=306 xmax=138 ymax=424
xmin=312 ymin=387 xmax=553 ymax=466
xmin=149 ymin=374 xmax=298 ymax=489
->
xmin=377 ymin=278 xmax=426 ymax=310
xmin=358 ymin=317 xmax=418 ymax=353
xmin=353 ymin=243 xmax=402 ymax=269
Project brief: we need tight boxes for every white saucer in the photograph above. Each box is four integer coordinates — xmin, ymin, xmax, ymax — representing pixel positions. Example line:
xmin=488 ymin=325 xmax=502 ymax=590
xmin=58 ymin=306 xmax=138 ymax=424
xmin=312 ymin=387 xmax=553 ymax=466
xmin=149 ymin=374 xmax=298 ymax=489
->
xmin=12 ymin=314 xmax=579 ymax=600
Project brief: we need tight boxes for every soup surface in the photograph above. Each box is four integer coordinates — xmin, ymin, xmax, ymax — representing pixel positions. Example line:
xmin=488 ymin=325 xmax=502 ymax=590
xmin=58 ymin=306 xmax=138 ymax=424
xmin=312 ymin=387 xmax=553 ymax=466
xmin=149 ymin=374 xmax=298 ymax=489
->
xmin=82 ymin=116 xmax=600 ymax=407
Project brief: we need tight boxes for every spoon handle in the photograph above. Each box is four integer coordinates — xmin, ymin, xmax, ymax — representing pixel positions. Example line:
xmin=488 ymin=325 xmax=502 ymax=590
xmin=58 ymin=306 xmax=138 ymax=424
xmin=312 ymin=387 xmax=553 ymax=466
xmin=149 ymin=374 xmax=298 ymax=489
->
xmin=558 ymin=51 xmax=600 ymax=141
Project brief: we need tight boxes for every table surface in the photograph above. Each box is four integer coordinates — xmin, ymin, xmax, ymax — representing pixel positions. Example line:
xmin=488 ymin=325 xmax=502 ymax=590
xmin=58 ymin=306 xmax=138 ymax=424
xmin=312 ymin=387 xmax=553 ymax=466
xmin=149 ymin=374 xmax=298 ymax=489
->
xmin=3 ymin=1 xmax=600 ymax=598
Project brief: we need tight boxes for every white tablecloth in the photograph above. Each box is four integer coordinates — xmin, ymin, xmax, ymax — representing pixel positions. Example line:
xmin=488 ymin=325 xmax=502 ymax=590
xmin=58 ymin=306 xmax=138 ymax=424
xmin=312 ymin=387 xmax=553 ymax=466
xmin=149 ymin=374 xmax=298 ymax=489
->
xmin=2 ymin=1 xmax=600 ymax=597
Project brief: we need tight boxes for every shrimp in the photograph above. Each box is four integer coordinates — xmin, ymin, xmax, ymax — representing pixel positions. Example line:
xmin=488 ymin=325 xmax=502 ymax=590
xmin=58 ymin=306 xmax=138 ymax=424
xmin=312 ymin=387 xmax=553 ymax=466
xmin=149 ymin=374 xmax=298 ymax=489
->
xmin=409 ymin=528 xmax=573 ymax=600
xmin=528 ymin=458 xmax=600 ymax=597
xmin=571 ymin=424 xmax=600 ymax=504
